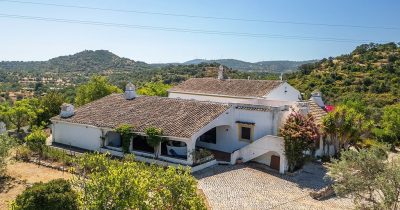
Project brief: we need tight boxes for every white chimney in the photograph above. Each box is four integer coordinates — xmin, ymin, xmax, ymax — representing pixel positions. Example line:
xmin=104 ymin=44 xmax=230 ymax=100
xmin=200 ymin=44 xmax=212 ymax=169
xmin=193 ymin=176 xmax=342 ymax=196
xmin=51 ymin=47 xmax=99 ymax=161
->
xmin=60 ymin=103 xmax=74 ymax=118
xmin=218 ymin=65 xmax=224 ymax=80
xmin=309 ymin=90 xmax=325 ymax=108
xmin=124 ymin=82 xmax=137 ymax=100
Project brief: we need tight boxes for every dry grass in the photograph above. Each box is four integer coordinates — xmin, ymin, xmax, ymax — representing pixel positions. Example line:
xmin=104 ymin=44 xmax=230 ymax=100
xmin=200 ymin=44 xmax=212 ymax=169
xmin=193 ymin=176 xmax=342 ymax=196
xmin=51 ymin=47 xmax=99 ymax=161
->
xmin=0 ymin=162 xmax=72 ymax=209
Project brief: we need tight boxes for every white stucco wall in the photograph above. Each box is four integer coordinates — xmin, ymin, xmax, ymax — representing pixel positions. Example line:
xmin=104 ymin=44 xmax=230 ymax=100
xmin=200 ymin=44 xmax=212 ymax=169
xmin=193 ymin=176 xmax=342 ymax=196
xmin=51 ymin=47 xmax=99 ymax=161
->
xmin=193 ymin=106 xmax=289 ymax=153
xmin=264 ymin=82 xmax=301 ymax=102
xmin=315 ymin=137 xmax=336 ymax=157
xmin=52 ymin=121 xmax=102 ymax=151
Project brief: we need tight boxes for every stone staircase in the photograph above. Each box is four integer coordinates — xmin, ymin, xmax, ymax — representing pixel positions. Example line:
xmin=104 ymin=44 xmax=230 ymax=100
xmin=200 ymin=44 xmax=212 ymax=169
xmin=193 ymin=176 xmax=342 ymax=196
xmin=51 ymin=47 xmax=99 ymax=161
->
xmin=230 ymin=135 xmax=286 ymax=173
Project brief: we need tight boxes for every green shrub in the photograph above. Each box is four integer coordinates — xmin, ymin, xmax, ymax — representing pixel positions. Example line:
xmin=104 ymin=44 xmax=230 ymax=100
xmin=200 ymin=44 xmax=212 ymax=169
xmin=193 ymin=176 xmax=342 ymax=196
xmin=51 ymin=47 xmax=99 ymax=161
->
xmin=280 ymin=112 xmax=319 ymax=172
xmin=115 ymin=124 xmax=135 ymax=153
xmin=15 ymin=145 xmax=33 ymax=161
xmin=25 ymin=129 xmax=47 ymax=155
xmin=145 ymin=127 xmax=163 ymax=147
xmin=13 ymin=179 xmax=79 ymax=210
xmin=42 ymin=147 xmax=74 ymax=166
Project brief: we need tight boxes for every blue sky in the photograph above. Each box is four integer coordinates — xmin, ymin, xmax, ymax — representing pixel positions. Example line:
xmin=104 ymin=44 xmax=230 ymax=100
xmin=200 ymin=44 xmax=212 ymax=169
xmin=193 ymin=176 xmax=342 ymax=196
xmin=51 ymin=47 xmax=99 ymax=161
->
xmin=0 ymin=0 xmax=399 ymax=63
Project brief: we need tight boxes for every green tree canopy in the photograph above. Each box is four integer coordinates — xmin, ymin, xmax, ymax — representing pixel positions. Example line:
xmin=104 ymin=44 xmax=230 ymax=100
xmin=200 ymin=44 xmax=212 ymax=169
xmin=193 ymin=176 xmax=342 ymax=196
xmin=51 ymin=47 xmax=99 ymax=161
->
xmin=25 ymin=128 xmax=48 ymax=156
xmin=137 ymin=81 xmax=172 ymax=97
xmin=71 ymin=153 xmax=206 ymax=210
xmin=7 ymin=99 xmax=37 ymax=133
xmin=327 ymin=145 xmax=400 ymax=209
xmin=322 ymin=104 xmax=371 ymax=153
xmin=75 ymin=76 xmax=122 ymax=106
xmin=381 ymin=103 xmax=400 ymax=145
xmin=38 ymin=91 xmax=65 ymax=124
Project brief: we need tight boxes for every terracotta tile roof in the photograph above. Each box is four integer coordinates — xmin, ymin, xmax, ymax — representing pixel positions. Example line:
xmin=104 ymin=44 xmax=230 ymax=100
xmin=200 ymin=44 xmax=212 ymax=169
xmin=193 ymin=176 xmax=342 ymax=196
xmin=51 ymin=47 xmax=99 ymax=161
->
xmin=169 ymin=78 xmax=284 ymax=98
xmin=308 ymin=100 xmax=327 ymax=125
xmin=51 ymin=94 xmax=230 ymax=138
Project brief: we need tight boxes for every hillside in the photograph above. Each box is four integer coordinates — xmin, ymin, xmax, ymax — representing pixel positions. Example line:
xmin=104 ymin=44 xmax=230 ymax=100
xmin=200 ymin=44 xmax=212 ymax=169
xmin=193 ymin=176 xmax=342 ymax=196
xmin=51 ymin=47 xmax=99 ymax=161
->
xmin=180 ymin=59 xmax=314 ymax=73
xmin=0 ymin=50 xmax=150 ymax=72
xmin=288 ymin=42 xmax=400 ymax=113
xmin=0 ymin=50 xmax=312 ymax=73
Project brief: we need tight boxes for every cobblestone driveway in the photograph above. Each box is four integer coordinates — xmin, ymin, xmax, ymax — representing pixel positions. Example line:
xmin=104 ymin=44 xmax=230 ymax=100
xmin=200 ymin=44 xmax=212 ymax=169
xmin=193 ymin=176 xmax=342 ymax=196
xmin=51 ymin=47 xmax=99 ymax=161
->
xmin=194 ymin=162 xmax=353 ymax=210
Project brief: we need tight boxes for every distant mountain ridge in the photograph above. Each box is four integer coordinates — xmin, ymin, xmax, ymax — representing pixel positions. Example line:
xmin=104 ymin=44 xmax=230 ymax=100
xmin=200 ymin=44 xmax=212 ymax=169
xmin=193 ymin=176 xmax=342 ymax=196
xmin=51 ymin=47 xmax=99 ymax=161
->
xmin=0 ymin=50 xmax=149 ymax=73
xmin=0 ymin=50 xmax=312 ymax=73
xmin=180 ymin=59 xmax=315 ymax=73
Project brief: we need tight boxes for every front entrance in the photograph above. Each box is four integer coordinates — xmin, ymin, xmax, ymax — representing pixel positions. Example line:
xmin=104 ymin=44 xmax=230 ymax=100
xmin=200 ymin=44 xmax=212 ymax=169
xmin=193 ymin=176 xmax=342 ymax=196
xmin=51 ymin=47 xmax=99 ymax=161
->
xmin=270 ymin=155 xmax=280 ymax=171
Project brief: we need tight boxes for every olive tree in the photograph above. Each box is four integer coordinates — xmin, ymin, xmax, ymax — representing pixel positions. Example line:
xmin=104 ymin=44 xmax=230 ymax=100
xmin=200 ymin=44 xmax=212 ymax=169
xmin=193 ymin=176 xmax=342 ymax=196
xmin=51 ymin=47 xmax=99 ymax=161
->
xmin=8 ymin=99 xmax=37 ymax=133
xmin=327 ymin=145 xmax=400 ymax=209
xmin=75 ymin=76 xmax=122 ymax=106
xmin=71 ymin=153 xmax=206 ymax=210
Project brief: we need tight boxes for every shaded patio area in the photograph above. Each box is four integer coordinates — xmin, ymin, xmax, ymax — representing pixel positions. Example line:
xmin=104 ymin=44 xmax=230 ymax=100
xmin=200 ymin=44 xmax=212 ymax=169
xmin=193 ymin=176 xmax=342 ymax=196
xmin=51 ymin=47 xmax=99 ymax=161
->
xmin=198 ymin=147 xmax=231 ymax=162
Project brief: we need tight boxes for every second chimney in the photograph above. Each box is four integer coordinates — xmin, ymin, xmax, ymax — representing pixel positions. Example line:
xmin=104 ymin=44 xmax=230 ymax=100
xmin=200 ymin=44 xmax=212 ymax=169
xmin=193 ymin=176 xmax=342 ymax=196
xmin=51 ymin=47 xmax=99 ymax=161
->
xmin=124 ymin=82 xmax=137 ymax=100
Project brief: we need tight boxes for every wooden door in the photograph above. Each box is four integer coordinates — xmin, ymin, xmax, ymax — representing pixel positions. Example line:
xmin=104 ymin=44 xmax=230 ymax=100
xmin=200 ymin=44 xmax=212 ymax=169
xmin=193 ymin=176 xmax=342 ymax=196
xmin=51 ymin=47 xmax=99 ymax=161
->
xmin=270 ymin=155 xmax=280 ymax=171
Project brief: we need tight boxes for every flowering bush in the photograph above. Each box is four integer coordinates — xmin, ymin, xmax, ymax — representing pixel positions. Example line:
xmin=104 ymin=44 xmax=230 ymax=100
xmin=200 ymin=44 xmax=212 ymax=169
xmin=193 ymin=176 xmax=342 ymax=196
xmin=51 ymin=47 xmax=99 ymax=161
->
xmin=280 ymin=111 xmax=319 ymax=172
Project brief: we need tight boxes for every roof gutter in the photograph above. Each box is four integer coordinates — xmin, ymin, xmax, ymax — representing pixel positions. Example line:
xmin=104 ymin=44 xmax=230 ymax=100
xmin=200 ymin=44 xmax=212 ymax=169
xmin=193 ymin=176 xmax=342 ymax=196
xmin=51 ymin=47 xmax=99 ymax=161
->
xmin=168 ymin=90 xmax=261 ymax=99
xmin=50 ymin=119 xmax=191 ymax=141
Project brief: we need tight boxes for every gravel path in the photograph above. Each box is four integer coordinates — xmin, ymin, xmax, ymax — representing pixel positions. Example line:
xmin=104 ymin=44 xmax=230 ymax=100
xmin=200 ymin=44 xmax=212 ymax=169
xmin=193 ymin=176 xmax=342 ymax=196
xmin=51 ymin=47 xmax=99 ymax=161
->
xmin=194 ymin=162 xmax=353 ymax=210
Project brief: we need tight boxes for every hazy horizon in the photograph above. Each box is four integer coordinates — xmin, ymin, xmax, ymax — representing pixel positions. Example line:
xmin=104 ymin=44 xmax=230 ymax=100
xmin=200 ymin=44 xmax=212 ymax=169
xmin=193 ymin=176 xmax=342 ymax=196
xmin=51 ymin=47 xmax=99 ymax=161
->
xmin=0 ymin=0 xmax=399 ymax=63
xmin=0 ymin=49 xmax=319 ymax=63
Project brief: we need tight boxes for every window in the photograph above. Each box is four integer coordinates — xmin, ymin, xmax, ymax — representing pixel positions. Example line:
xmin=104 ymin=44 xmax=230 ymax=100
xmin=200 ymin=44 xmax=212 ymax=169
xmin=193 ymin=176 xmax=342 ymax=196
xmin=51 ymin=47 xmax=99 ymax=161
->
xmin=241 ymin=127 xmax=251 ymax=140
xmin=199 ymin=128 xmax=217 ymax=144
xmin=237 ymin=123 xmax=254 ymax=142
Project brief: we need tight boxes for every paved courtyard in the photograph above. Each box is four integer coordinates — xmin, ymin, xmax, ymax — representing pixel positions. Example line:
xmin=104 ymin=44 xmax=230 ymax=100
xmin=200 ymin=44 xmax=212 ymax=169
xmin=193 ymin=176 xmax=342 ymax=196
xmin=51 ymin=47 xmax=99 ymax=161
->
xmin=194 ymin=162 xmax=353 ymax=210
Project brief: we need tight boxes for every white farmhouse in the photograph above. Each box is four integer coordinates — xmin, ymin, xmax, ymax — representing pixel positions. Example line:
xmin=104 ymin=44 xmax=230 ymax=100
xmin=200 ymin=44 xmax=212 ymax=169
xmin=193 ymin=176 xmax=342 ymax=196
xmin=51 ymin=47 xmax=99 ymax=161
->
xmin=168 ymin=78 xmax=301 ymax=106
xmin=51 ymin=66 xmax=327 ymax=174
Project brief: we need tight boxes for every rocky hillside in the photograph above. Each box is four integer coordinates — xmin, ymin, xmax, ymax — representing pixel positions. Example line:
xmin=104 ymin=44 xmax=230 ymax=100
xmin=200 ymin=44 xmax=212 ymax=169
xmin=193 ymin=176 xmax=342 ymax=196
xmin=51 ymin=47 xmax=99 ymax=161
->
xmin=288 ymin=43 xmax=400 ymax=109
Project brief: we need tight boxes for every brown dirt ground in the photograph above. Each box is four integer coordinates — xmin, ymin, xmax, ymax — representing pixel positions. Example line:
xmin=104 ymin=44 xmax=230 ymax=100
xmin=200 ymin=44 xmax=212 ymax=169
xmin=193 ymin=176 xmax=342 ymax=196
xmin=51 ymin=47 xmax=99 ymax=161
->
xmin=0 ymin=162 xmax=72 ymax=209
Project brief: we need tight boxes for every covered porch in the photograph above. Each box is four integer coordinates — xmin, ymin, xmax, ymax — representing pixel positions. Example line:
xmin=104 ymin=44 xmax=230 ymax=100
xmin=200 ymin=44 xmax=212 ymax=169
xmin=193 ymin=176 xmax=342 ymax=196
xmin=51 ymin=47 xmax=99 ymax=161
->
xmin=100 ymin=129 xmax=216 ymax=170
xmin=190 ymin=125 xmax=234 ymax=164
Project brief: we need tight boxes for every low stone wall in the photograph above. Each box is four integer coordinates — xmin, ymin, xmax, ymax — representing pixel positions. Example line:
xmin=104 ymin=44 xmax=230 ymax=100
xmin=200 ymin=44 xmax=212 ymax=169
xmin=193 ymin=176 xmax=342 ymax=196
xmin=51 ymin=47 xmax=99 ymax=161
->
xmin=26 ymin=158 xmax=72 ymax=173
